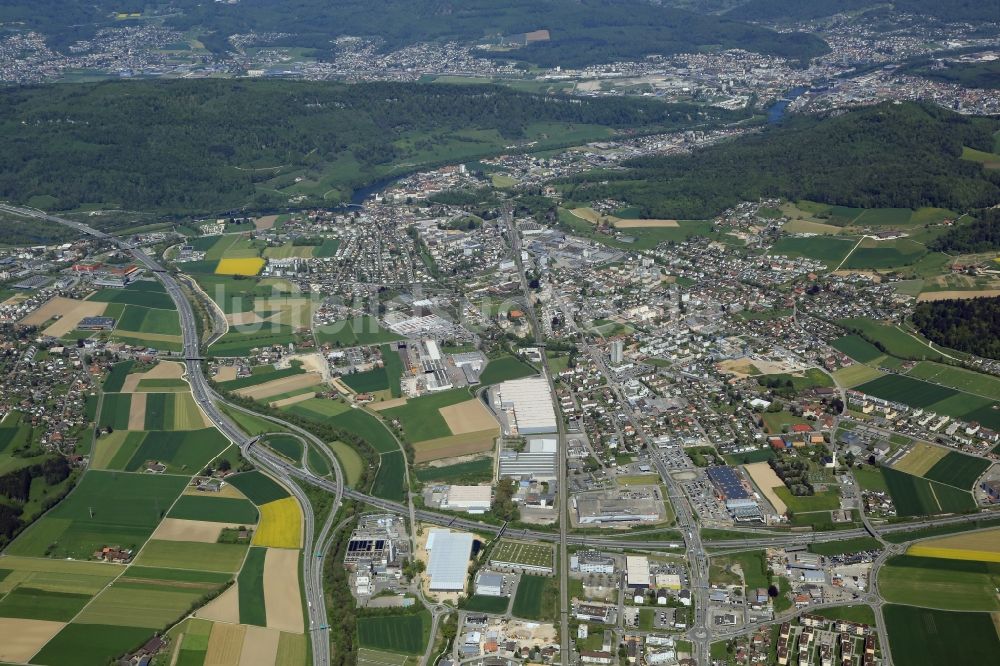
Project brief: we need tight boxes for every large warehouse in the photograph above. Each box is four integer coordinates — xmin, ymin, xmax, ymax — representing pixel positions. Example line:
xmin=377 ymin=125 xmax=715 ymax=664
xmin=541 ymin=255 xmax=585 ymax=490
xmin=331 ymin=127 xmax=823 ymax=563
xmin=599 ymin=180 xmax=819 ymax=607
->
xmin=492 ymin=376 xmax=558 ymax=435
xmin=426 ymin=530 xmax=475 ymax=591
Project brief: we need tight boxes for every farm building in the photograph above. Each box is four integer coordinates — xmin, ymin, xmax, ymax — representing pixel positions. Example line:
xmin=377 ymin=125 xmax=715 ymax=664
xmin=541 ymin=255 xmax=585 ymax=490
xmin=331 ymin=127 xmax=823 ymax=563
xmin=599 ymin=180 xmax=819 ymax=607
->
xmin=426 ymin=529 xmax=475 ymax=591
xmin=492 ymin=376 xmax=558 ymax=434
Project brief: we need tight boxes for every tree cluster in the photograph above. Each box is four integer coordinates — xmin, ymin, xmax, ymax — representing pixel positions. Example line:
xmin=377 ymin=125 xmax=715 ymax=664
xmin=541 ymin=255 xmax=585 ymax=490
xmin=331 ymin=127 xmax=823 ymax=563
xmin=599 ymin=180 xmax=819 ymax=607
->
xmin=913 ymin=296 xmax=1000 ymax=360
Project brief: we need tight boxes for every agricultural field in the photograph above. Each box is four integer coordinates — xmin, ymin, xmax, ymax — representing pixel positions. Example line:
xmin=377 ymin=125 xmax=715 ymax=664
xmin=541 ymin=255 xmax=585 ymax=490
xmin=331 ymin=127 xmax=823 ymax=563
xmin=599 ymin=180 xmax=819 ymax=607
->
xmin=217 ymin=364 xmax=305 ymax=392
xmin=357 ymin=611 xmax=431 ymax=655
xmin=75 ymin=578 xmax=220 ymax=628
xmin=121 ymin=428 xmax=229 ymax=474
xmin=842 ymin=237 xmax=928 ymax=270
xmin=880 ymin=554 xmax=1000 ymax=611
xmin=855 ymin=374 xmax=1000 ymax=430
xmin=328 ymin=441 xmax=364 ymax=486
xmin=6 ymin=471 xmax=187 ymax=559
xmin=87 ymin=280 xmax=175 ymax=310
xmin=215 ymin=257 xmax=266 ymax=276
xmin=30 ymin=623 xmax=154 ymax=666
xmin=491 ymin=540 xmax=555 ymax=569
xmin=134 ymin=539 xmax=248 ymax=573
xmin=168 ymin=496 xmax=259 ymax=524
xmin=807 ymin=537 xmax=881 ymax=556
xmin=330 ymin=409 xmax=400 ymax=455
xmin=314 ymin=316 xmax=403 ymax=347
xmin=922 ymin=451 xmax=991 ymax=490
xmin=265 ymin=434 xmax=304 ymax=462
xmin=832 ymin=363 xmax=884 ymax=388
xmin=462 ymin=595 xmax=510 ymax=613
xmin=253 ymin=497 xmax=302 ymax=549
xmin=238 ymin=546 xmax=268 ymax=627
xmin=773 ymin=487 xmax=842 ymax=513
xmin=838 ymin=318 xmax=943 ymax=361
xmin=769 ymin=236 xmax=856 ymax=267
xmin=884 ymin=604 xmax=1000 ymax=666
xmin=372 ymin=451 xmax=406 ymax=502
xmin=414 ymin=457 xmax=493 ymax=484
xmin=905 ymin=361 xmax=1000 ymax=398
xmin=281 ymin=396 xmax=350 ymax=421
xmin=511 ymin=574 xmax=557 ymax=621
xmin=225 ymin=471 xmax=291 ymax=505
xmin=880 ymin=467 xmax=976 ymax=517
xmin=830 ymin=335 xmax=884 ymax=364
xmin=411 ymin=428 xmax=498 ymax=464
xmin=808 ymin=605 xmax=876 ymax=625
xmin=478 ymin=355 xmax=536 ymax=385
xmin=908 ymin=527 xmax=1000 ymax=563
xmin=379 ymin=388 xmax=474 ymax=443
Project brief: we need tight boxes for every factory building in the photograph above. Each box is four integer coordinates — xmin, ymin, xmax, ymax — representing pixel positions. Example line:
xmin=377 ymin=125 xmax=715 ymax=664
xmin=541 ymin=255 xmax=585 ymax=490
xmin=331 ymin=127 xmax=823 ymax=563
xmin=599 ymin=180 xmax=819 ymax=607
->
xmin=474 ymin=571 xmax=504 ymax=597
xmin=442 ymin=485 xmax=492 ymax=513
xmin=492 ymin=376 xmax=558 ymax=434
xmin=626 ymin=555 xmax=650 ymax=589
xmin=426 ymin=530 xmax=475 ymax=591
xmin=498 ymin=437 xmax=558 ymax=481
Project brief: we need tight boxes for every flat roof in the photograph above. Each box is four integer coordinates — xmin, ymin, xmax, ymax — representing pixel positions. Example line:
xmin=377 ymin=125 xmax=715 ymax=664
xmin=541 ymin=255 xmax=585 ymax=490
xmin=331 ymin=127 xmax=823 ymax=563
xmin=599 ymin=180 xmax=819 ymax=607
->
xmin=427 ymin=530 xmax=474 ymax=591
xmin=495 ymin=376 xmax=558 ymax=434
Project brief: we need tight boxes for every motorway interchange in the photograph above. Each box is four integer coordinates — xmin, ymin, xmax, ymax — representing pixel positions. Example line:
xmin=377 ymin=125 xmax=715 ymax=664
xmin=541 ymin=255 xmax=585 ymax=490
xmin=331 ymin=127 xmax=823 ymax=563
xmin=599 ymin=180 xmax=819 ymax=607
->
xmin=10 ymin=201 xmax=998 ymax=666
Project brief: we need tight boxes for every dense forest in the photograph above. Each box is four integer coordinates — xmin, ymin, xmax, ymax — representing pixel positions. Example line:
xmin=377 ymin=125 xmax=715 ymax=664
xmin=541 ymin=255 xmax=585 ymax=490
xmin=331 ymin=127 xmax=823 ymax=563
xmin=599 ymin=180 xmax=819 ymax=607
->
xmin=928 ymin=210 xmax=1000 ymax=254
xmin=725 ymin=0 xmax=998 ymax=22
xmin=901 ymin=59 xmax=1000 ymax=91
xmin=0 ymin=79 xmax=739 ymax=216
xmin=1 ymin=0 xmax=827 ymax=67
xmin=913 ymin=297 xmax=1000 ymax=361
xmin=561 ymin=103 xmax=1000 ymax=219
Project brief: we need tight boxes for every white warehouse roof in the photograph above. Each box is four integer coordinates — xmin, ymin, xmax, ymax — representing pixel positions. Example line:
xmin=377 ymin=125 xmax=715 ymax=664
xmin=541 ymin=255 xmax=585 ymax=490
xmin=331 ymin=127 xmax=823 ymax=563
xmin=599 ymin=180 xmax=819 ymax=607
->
xmin=426 ymin=530 xmax=474 ymax=591
xmin=496 ymin=376 xmax=558 ymax=434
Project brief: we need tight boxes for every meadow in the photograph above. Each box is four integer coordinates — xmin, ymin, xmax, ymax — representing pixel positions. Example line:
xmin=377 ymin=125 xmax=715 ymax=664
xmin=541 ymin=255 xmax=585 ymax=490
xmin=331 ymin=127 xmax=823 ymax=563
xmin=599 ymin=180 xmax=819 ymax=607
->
xmin=134 ymin=539 xmax=249 ymax=573
xmin=357 ymin=611 xmax=431 ymax=654
xmin=314 ymin=316 xmax=403 ymax=347
xmin=838 ymin=318 xmax=943 ymax=361
xmin=768 ymin=236 xmax=856 ymax=267
xmin=922 ymin=452 xmax=991 ymax=490
xmin=842 ymin=237 xmax=927 ymax=270
xmin=905 ymin=361 xmax=1000 ymax=397
xmin=478 ymin=355 xmax=536 ymax=385
xmin=328 ymin=441 xmax=364 ymax=486
xmin=809 ymin=605 xmax=876 ymax=625
xmin=6 ymin=471 xmax=187 ymax=559
xmin=372 ymin=452 xmax=406 ymax=502
xmin=330 ymin=409 xmax=399 ymax=454
xmin=830 ymin=335 xmax=884 ymax=363
xmin=415 ymin=457 xmax=494 ymax=484
xmin=880 ymin=555 xmax=1000 ymax=611
xmin=265 ymin=434 xmax=304 ymax=462
xmin=884 ymin=604 xmax=1000 ymax=666
xmin=238 ymin=546 xmax=268 ymax=627
xmin=379 ymin=388 xmax=471 ymax=442
xmin=511 ymin=574 xmax=557 ymax=621
xmin=168 ymin=496 xmax=259 ymax=524
xmin=461 ymin=595 xmax=509 ymax=613
xmin=226 ymin=471 xmax=291 ymax=505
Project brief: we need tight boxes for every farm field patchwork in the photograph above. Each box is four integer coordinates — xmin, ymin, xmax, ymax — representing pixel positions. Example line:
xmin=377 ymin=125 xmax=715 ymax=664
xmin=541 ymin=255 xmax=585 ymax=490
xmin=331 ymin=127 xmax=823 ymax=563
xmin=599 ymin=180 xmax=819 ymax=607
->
xmin=769 ymin=236 xmax=856 ymax=267
xmin=123 ymin=428 xmax=229 ymax=474
xmin=329 ymin=409 xmax=398 ymax=453
xmin=252 ymin=497 xmax=302 ymax=549
xmin=881 ymin=467 xmax=976 ymax=517
xmin=411 ymin=429 xmax=499 ymax=464
xmin=262 ymin=547 xmax=303 ymax=633
xmin=168 ymin=496 xmax=258 ymax=524
xmin=88 ymin=280 xmax=175 ymax=310
xmin=133 ymin=539 xmax=249 ymax=573
xmin=379 ymin=388 xmax=472 ymax=442
xmin=855 ymin=374 xmax=1000 ymax=431
xmin=880 ymin=554 xmax=1000 ymax=611
xmin=75 ymin=579 xmax=219 ymax=628
xmin=906 ymin=361 xmax=1000 ymax=397
xmin=908 ymin=527 xmax=1000 ymax=563
xmin=226 ymin=471 xmax=291 ymax=505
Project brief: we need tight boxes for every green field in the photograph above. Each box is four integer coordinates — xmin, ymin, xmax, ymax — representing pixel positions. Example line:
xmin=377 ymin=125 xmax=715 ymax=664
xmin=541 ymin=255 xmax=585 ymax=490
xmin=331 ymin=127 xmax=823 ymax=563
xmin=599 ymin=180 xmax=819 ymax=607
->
xmin=0 ymin=586 xmax=92 ymax=621
xmin=88 ymin=280 xmax=174 ymax=310
xmin=238 ymin=546 xmax=267 ymax=627
xmin=314 ymin=316 xmax=403 ymax=347
xmin=880 ymin=555 xmax=1000 ymax=611
xmin=809 ymin=605 xmax=876 ymax=625
xmin=75 ymin=579 xmax=217 ymax=627
xmin=330 ymin=410 xmax=398 ymax=453
xmin=168 ymin=496 xmax=259 ymax=524
xmin=830 ymin=335 xmax=885 ymax=363
xmin=716 ymin=551 xmax=769 ymax=588
xmin=31 ymin=623 xmax=154 ymax=666
xmin=98 ymin=393 xmax=132 ymax=430
xmin=209 ymin=325 xmax=297 ymax=357
xmin=922 ymin=452 xmax=991 ymax=490
xmin=883 ymin=516 xmax=1000 ymax=544
xmin=123 ymin=428 xmax=229 ymax=474
xmin=328 ymin=441 xmax=363 ymax=486
xmin=461 ymin=595 xmax=510 ymax=613
xmin=115 ymin=304 xmax=181 ymax=336
xmin=133 ymin=539 xmax=248 ymax=573
xmin=511 ymin=574 xmax=557 ymax=621
xmin=265 ymin=434 xmax=304 ymax=462
xmin=226 ymin=470 xmax=290 ymax=505
xmin=414 ymin=457 xmax=493 ymax=484
xmin=216 ymin=365 xmax=304 ymax=391
xmin=843 ymin=237 xmax=927 ymax=270
xmin=769 ymin=236 xmax=856 ymax=267
xmin=881 ymin=467 xmax=976 ymax=517
xmin=6 ymin=471 xmax=187 ymax=559
xmin=282 ymin=397 xmax=350 ymax=421
xmin=341 ymin=366 xmax=392 ymax=394
xmin=906 ymin=361 xmax=1000 ymax=398
xmin=838 ymin=318 xmax=943 ymax=361
xmin=773 ymin=487 xmax=841 ymax=513
xmin=379 ymin=388 xmax=471 ymax=442
xmin=122 ymin=566 xmax=232 ymax=585
xmin=856 ymin=374 xmax=1000 ymax=430
xmin=479 ymin=355 xmax=536 ymax=385
xmin=356 ymin=611 xmax=431 ymax=654
xmin=372 ymin=452 xmax=406 ymax=502
xmin=103 ymin=360 xmax=136 ymax=392
xmin=884 ymin=604 xmax=1000 ymax=665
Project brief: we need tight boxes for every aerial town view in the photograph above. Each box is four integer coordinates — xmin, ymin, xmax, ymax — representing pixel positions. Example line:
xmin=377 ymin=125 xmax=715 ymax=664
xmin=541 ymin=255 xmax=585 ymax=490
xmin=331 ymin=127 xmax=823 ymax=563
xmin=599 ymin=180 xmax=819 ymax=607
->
xmin=0 ymin=1 xmax=999 ymax=665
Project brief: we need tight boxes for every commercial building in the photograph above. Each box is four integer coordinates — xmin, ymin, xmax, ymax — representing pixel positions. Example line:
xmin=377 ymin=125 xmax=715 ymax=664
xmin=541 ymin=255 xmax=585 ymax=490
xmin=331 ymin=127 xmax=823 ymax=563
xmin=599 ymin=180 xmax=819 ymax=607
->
xmin=77 ymin=316 xmax=116 ymax=331
xmin=492 ymin=376 xmax=558 ymax=435
xmin=474 ymin=571 xmax=504 ymax=597
xmin=443 ymin=485 xmax=492 ymax=513
xmin=426 ymin=530 xmax=475 ymax=591
xmin=706 ymin=466 xmax=750 ymax=500
xmin=575 ymin=493 xmax=663 ymax=525
xmin=625 ymin=555 xmax=650 ymax=589
xmin=571 ymin=551 xmax=616 ymax=574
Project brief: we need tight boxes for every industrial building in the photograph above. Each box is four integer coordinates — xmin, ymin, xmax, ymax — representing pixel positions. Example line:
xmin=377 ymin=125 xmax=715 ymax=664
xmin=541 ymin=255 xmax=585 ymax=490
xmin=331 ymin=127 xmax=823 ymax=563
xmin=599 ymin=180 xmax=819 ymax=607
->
xmin=571 ymin=551 xmax=616 ymax=574
xmin=498 ymin=438 xmax=558 ymax=481
xmin=706 ymin=466 xmax=750 ymax=500
xmin=625 ymin=556 xmax=650 ymax=589
xmin=426 ymin=530 xmax=475 ymax=591
xmin=574 ymin=488 xmax=665 ymax=525
xmin=474 ymin=571 xmax=504 ymax=597
xmin=491 ymin=376 xmax=558 ymax=435
xmin=77 ymin=316 xmax=116 ymax=331
xmin=442 ymin=485 xmax=492 ymax=513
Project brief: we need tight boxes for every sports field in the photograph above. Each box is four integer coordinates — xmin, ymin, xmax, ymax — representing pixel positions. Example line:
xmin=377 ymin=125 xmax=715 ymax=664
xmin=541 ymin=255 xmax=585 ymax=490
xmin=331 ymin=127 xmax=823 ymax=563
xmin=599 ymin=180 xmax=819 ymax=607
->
xmin=884 ymin=604 xmax=1000 ymax=665
xmin=253 ymin=497 xmax=302 ymax=549
xmin=492 ymin=540 xmax=554 ymax=569
xmin=357 ymin=611 xmax=431 ymax=654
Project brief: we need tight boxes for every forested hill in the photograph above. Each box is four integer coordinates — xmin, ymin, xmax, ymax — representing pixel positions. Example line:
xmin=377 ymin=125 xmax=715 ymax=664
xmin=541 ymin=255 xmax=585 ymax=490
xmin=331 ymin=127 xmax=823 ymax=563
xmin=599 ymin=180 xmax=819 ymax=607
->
xmin=0 ymin=79 xmax=739 ymax=216
xmin=1 ymin=0 xmax=828 ymax=67
xmin=724 ymin=0 xmax=997 ymax=23
xmin=561 ymin=102 xmax=1000 ymax=220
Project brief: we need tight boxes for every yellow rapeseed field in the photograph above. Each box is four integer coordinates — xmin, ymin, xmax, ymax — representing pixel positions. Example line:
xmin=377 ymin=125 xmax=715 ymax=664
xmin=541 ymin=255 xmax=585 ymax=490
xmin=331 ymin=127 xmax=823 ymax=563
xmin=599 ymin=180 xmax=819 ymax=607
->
xmin=252 ymin=497 xmax=302 ymax=549
xmin=907 ymin=527 xmax=1000 ymax=563
xmin=215 ymin=257 xmax=265 ymax=276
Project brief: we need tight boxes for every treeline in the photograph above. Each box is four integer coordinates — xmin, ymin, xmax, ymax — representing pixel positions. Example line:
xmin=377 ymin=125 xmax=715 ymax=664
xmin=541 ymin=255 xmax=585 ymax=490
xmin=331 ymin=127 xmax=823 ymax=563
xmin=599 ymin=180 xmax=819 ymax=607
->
xmin=0 ymin=457 xmax=73 ymax=546
xmin=561 ymin=102 xmax=1000 ymax=219
xmin=928 ymin=210 xmax=1000 ymax=253
xmin=725 ymin=0 xmax=998 ymax=23
xmin=913 ymin=296 xmax=1000 ymax=360
xmin=902 ymin=59 xmax=1000 ymax=91
xmin=0 ymin=79 xmax=735 ymax=217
